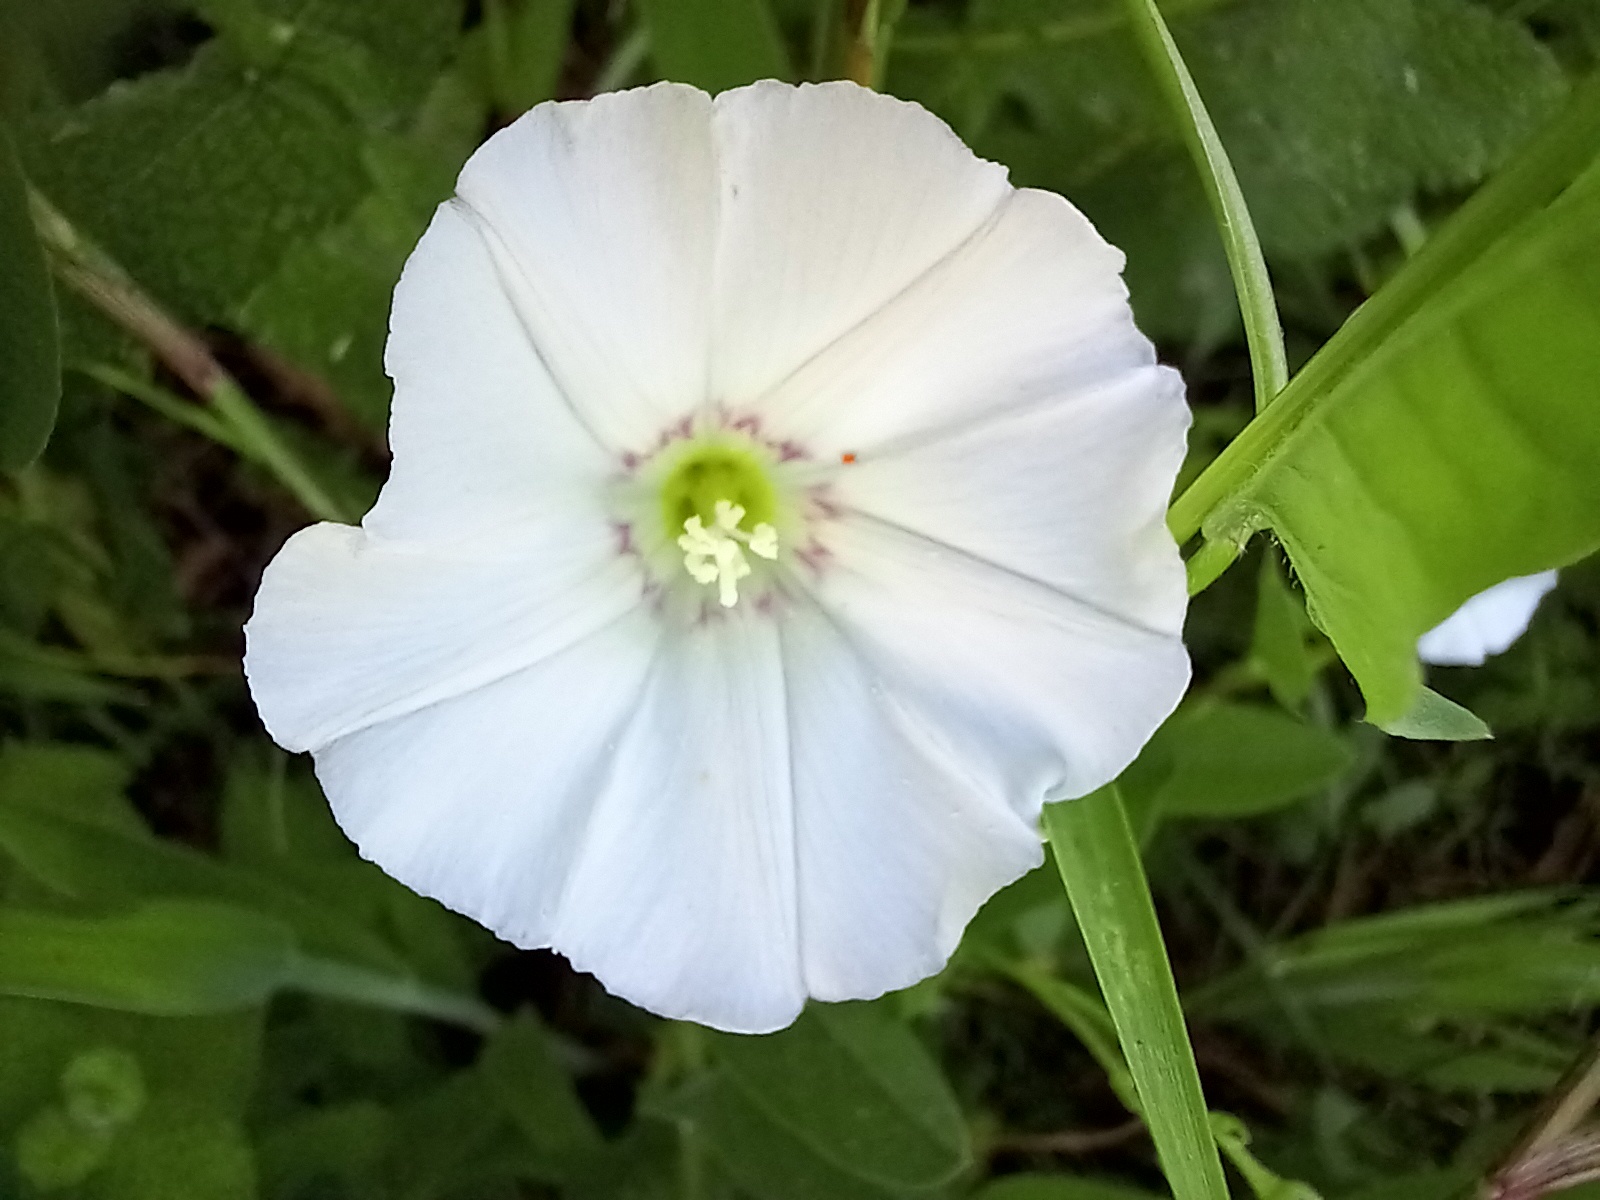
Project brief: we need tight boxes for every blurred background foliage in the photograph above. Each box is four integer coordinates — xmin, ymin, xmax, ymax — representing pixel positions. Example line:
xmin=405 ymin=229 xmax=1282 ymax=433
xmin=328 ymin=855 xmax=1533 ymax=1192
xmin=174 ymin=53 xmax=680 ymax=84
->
xmin=1 ymin=0 xmax=1599 ymax=1197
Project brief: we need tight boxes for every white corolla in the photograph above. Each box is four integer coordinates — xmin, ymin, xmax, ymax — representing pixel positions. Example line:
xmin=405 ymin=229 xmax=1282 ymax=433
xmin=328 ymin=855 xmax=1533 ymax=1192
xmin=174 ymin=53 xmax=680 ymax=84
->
xmin=244 ymin=81 xmax=1191 ymax=1033
xmin=1418 ymin=571 xmax=1559 ymax=667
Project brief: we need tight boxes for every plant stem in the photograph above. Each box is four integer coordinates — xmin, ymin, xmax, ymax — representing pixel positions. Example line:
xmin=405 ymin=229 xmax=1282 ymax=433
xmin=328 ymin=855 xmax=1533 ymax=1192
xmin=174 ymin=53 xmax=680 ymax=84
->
xmin=1119 ymin=0 xmax=1286 ymax=415
xmin=29 ymin=191 xmax=351 ymax=524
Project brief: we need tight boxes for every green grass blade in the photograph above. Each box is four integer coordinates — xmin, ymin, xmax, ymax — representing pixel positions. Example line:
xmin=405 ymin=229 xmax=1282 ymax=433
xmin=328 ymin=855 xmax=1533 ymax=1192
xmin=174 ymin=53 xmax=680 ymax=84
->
xmin=1119 ymin=0 xmax=1286 ymax=412
xmin=1044 ymin=786 xmax=1229 ymax=1200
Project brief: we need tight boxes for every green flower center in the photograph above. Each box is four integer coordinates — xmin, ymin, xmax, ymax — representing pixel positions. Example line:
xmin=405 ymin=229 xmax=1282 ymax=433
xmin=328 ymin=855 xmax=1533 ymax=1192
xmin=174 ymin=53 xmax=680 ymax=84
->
xmin=656 ymin=437 xmax=778 ymax=542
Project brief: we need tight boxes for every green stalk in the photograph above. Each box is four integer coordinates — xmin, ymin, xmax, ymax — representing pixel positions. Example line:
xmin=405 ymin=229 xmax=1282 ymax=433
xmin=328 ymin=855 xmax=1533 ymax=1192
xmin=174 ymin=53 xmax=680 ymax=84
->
xmin=1120 ymin=0 xmax=1286 ymax=415
xmin=1044 ymin=786 xmax=1229 ymax=1200
xmin=30 ymin=191 xmax=351 ymax=524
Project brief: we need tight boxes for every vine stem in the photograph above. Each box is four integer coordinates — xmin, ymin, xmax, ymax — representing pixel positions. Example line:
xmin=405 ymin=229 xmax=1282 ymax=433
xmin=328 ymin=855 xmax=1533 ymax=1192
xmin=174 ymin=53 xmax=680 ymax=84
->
xmin=1119 ymin=0 xmax=1287 ymax=416
xmin=28 ymin=190 xmax=350 ymax=524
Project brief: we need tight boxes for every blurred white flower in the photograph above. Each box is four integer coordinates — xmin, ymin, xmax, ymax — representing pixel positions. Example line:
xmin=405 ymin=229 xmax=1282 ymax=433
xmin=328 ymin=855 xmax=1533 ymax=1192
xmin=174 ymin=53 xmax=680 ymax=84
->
xmin=1418 ymin=571 xmax=1559 ymax=667
xmin=243 ymin=81 xmax=1190 ymax=1033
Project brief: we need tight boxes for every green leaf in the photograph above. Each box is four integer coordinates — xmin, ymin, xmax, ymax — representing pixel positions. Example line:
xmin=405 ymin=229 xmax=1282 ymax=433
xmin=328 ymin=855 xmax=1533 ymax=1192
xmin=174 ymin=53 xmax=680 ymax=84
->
xmin=1120 ymin=702 xmax=1354 ymax=820
xmin=1172 ymin=78 xmax=1600 ymax=730
xmin=0 ymin=741 xmax=143 ymax=837
xmin=0 ymin=125 xmax=60 ymax=470
xmin=713 ymin=1002 xmax=970 ymax=1190
xmin=1250 ymin=554 xmax=1318 ymax=709
xmin=1118 ymin=0 xmax=1286 ymax=410
xmin=976 ymin=1174 xmax=1165 ymax=1200
xmin=636 ymin=0 xmax=791 ymax=93
xmin=1377 ymin=687 xmax=1491 ymax=742
xmin=479 ymin=1011 xmax=603 ymax=1170
xmin=19 ymin=0 xmax=462 ymax=326
xmin=0 ymin=898 xmax=497 ymax=1030
xmin=0 ymin=796 xmax=405 ymax=972
xmin=893 ymin=0 xmax=1565 ymax=344
xmin=236 ymin=70 xmax=488 ymax=433
xmin=482 ymin=0 xmax=577 ymax=115
xmin=0 ymin=799 xmax=496 ymax=1029
xmin=1190 ymin=891 xmax=1600 ymax=1025
xmin=1043 ymin=787 xmax=1228 ymax=1200
xmin=0 ymin=900 xmax=297 ymax=1014
xmin=1183 ymin=0 xmax=1566 ymax=257
xmin=685 ymin=1073 xmax=903 ymax=1200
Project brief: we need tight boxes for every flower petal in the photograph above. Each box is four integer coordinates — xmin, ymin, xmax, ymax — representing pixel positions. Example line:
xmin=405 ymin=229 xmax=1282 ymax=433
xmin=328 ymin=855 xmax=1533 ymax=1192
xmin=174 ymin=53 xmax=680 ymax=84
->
xmin=808 ymin=516 xmax=1190 ymax=808
xmin=454 ymin=83 xmax=717 ymax=451
xmin=779 ymin=602 xmax=1044 ymax=1002
xmin=833 ymin=364 xmax=1189 ymax=635
xmin=550 ymin=611 xmax=803 ymax=1032
xmin=708 ymin=81 xmax=1011 ymax=407
xmin=244 ymin=523 xmax=642 ymax=753
xmin=310 ymin=608 xmax=661 ymax=953
xmin=368 ymin=202 xmax=611 ymax=543
xmin=1418 ymin=570 xmax=1558 ymax=666
xmin=754 ymin=188 xmax=1152 ymax=452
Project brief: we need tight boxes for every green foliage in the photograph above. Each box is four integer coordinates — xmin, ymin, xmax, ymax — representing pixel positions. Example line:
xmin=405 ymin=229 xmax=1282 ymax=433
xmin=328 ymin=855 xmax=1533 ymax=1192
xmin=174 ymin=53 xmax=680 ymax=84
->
xmin=1174 ymin=79 xmax=1600 ymax=730
xmin=637 ymin=0 xmax=792 ymax=92
xmin=891 ymin=0 xmax=1565 ymax=348
xmin=21 ymin=8 xmax=431 ymax=322
xmin=1045 ymin=788 xmax=1229 ymax=1200
xmin=0 ymin=125 xmax=59 ymax=470
xmin=2 ymin=4 xmax=1599 ymax=1200
xmin=1122 ymin=702 xmax=1354 ymax=822
xmin=710 ymin=1002 xmax=972 ymax=1190
xmin=976 ymin=1177 xmax=1162 ymax=1200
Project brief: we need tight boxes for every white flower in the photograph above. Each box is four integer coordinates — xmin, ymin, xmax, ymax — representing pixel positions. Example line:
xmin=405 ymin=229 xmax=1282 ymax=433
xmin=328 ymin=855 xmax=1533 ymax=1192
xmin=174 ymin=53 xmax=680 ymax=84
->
xmin=1418 ymin=571 xmax=1558 ymax=667
xmin=243 ymin=81 xmax=1190 ymax=1033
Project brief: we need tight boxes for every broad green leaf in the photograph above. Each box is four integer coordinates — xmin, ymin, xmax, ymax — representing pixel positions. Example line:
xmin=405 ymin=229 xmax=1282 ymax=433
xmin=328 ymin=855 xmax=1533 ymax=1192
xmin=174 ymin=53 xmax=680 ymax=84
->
xmin=1120 ymin=702 xmax=1354 ymax=820
xmin=479 ymin=1011 xmax=603 ymax=1169
xmin=0 ymin=741 xmax=144 ymax=837
xmin=0 ymin=901 xmax=297 ymax=1014
xmin=1171 ymin=80 xmax=1600 ymax=731
xmin=1183 ymin=0 xmax=1565 ymax=256
xmin=1043 ymin=787 xmax=1228 ymax=1200
xmin=19 ymin=0 xmax=462 ymax=326
xmin=236 ymin=70 xmax=489 ymax=433
xmin=977 ymin=1175 xmax=1164 ymax=1200
xmin=0 ymin=797 xmax=405 ymax=972
xmin=892 ymin=0 xmax=1564 ymax=348
xmin=713 ymin=1002 xmax=970 ymax=1190
xmin=684 ymin=1073 xmax=903 ymax=1200
xmin=0 ymin=125 xmax=59 ymax=470
xmin=0 ymin=898 xmax=496 ymax=1029
xmin=636 ymin=0 xmax=791 ymax=93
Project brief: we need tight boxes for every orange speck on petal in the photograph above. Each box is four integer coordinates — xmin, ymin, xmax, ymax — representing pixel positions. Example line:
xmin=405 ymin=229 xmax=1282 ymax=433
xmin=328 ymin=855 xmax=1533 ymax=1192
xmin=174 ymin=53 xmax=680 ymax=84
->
xmin=841 ymin=452 xmax=857 ymax=464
